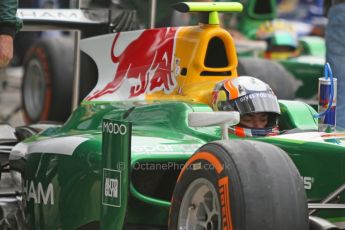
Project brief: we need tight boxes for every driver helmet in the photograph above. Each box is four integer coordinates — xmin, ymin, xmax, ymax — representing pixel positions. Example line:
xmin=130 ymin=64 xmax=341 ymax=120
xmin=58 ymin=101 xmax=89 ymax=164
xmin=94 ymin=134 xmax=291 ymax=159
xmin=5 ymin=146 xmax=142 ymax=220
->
xmin=256 ymin=20 xmax=298 ymax=59
xmin=212 ymin=76 xmax=281 ymax=137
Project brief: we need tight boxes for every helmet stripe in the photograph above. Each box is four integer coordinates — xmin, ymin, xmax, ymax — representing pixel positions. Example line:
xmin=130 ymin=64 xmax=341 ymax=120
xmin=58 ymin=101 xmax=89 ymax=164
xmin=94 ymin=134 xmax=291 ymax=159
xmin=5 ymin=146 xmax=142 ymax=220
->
xmin=224 ymin=80 xmax=238 ymax=99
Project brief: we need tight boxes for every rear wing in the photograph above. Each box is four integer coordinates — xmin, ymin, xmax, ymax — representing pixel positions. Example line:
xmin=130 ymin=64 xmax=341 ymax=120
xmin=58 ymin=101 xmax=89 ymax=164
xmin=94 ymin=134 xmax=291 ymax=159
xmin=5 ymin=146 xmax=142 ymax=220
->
xmin=173 ymin=2 xmax=243 ymax=24
xmin=17 ymin=8 xmax=113 ymax=110
xmin=17 ymin=9 xmax=110 ymax=32
xmin=16 ymin=7 xmax=141 ymax=109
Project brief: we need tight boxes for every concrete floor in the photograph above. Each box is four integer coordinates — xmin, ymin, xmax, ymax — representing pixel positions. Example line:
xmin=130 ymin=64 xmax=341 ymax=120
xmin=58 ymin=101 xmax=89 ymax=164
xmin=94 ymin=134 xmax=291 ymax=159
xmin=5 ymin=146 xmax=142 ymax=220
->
xmin=0 ymin=67 xmax=25 ymax=127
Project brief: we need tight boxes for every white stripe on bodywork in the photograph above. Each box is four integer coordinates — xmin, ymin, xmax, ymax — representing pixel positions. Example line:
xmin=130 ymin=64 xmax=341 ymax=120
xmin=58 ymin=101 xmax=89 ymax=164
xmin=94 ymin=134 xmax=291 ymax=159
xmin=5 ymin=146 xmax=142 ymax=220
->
xmin=274 ymin=132 xmax=325 ymax=142
xmin=334 ymin=221 xmax=345 ymax=228
xmin=10 ymin=136 xmax=89 ymax=160
xmin=270 ymin=131 xmax=345 ymax=145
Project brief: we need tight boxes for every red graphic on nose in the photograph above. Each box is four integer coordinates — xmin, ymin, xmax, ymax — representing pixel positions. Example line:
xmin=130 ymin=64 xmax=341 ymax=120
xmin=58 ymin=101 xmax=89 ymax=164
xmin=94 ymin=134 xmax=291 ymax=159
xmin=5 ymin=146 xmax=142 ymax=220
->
xmin=86 ymin=28 xmax=177 ymax=101
xmin=211 ymin=90 xmax=218 ymax=106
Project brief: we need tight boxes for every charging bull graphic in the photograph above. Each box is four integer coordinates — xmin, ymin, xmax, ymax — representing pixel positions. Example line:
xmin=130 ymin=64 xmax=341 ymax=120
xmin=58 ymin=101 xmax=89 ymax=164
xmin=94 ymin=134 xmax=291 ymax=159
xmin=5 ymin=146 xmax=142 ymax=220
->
xmin=86 ymin=28 xmax=178 ymax=101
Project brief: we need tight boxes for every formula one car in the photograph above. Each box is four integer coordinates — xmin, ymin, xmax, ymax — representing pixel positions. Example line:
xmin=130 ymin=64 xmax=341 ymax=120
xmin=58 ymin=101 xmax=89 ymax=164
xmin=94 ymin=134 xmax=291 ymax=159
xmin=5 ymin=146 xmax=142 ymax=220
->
xmin=19 ymin=0 xmax=308 ymax=124
xmin=1 ymin=2 xmax=345 ymax=229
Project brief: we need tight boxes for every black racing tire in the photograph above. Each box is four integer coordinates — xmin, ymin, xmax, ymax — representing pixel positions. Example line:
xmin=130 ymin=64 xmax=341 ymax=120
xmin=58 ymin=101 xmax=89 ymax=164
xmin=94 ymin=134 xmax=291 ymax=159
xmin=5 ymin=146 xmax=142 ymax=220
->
xmin=237 ymin=57 xmax=301 ymax=100
xmin=21 ymin=36 xmax=74 ymax=124
xmin=168 ymin=140 xmax=308 ymax=230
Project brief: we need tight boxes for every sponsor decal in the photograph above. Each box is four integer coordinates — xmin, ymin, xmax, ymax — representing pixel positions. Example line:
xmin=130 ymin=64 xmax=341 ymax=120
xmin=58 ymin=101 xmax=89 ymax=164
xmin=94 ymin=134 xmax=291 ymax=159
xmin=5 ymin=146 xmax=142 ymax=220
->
xmin=23 ymin=180 xmax=54 ymax=205
xmin=103 ymin=121 xmax=127 ymax=135
xmin=104 ymin=178 xmax=119 ymax=198
xmin=102 ymin=168 xmax=121 ymax=207
xmin=272 ymin=131 xmax=345 ymax=145
xmin=86 ymin=28 xmax=178 ymax=100
xmin=174 ymin=58 xmax=181 ymax=77
xmin=301 ymin=176 xmax=314 ymax=190
xmin=322 ymin=133 xmax=345 ymax=138
xmin=239 ymin=92 xmax=275 ymax=103
xmin=17 ymin=9 xmax=99 ymax=23
xmin=17 ymin=10 xmax=79 ymax=20
xmin=218 ymin=176 xmax=233 ymax=230
xmin=131 ymin=143 xmax=201 ymax=154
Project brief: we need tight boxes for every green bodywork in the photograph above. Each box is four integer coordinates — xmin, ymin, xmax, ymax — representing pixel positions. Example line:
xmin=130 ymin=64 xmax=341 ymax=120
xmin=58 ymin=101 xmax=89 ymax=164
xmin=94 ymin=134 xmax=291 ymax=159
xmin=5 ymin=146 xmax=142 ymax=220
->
xmin=16 ymin=99 xmax=345 ymax=229
xmin=237 ymin=0 xmax=277 ymax=39
xmin=280 ymin=55 xmax=324 ymax=99
xmin=101 ymin=120 xmax=131 ymax=229
xmin=10 ymin=2 xmax=342 ymax=229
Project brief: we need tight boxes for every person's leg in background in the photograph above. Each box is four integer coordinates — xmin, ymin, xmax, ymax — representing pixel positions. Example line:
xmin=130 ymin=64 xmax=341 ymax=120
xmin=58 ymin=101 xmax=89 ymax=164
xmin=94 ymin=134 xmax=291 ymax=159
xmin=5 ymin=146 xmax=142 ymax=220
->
xmin=326 ymin=3 xmax=345 ymax=129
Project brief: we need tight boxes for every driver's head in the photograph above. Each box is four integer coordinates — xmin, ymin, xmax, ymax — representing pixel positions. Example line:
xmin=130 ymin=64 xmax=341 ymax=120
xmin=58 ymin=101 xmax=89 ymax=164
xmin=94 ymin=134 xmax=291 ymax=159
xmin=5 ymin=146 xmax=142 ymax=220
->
xmin=240 ymin=112 xmax=268 ymax=129
xmin=212 ymin=76 xmax=281 ymax=137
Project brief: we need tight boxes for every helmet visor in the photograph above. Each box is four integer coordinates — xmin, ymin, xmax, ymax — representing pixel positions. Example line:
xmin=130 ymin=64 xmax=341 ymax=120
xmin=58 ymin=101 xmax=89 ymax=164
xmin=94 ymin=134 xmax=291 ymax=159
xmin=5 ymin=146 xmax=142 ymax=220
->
xmin=233 ymin=92 xmax=280 ymax=115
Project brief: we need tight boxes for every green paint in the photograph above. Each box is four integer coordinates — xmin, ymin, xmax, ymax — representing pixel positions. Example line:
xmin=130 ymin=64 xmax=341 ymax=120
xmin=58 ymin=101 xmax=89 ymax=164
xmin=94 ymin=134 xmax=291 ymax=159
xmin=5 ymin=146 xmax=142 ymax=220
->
xmin=19 ymin=99 xmax=345 ymax=228
xmin=182 ymin=2 xmax=243 ymax=12
xmin=130 ymin=184 xmax=171 ymax=208
xmin=208 ymin=11 xmax=219 ymax=24
xmin=174 ymin=2 xmax=243 ymax=25
xmin=11 ymin=9 xmax=344 ymax=226
xmin=101 ymin=119 xmax=131 ymax=230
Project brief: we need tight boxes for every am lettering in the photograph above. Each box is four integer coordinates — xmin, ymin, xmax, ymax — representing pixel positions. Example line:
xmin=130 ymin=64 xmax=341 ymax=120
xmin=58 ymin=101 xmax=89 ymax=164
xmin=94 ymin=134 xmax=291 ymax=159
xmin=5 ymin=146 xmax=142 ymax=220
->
xmin=23 ymin=180 xmax=54 ymax=205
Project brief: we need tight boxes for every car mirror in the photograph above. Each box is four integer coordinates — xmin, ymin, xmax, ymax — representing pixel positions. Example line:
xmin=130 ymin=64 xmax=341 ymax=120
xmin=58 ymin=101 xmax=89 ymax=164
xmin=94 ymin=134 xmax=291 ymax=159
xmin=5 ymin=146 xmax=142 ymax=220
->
xmin=188 ymin=111 xmax=240 ymax=140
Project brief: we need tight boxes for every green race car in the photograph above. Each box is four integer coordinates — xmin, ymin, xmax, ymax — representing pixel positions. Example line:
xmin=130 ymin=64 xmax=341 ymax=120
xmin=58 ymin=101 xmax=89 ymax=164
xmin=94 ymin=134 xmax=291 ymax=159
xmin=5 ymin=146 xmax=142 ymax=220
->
xmin=1 ymin=2 xmax=344 ymax=229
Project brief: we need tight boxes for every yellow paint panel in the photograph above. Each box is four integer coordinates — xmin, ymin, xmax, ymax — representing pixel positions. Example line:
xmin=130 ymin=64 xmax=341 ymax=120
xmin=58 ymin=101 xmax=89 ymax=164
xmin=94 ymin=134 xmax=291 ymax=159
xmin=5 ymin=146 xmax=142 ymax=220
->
xmin=148 ymin=24 xmax=238 ymax=106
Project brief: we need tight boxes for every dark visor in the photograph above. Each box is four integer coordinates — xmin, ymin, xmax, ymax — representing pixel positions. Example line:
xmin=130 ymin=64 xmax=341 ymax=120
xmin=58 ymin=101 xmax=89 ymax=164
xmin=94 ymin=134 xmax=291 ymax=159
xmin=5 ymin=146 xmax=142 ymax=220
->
xmin=232 ymin=92 xmax=280 ymax=115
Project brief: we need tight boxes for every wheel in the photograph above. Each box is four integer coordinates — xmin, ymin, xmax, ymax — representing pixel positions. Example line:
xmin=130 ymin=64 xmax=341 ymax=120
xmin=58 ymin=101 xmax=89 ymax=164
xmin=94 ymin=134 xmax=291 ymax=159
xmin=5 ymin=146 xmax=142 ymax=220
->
xmin=237 ymin=57 xmax=301 ymax=99
xmin=169 ymin=140 xmax=308 ymax=230
xmin=21 ymin=36 xmax=74 ymax=124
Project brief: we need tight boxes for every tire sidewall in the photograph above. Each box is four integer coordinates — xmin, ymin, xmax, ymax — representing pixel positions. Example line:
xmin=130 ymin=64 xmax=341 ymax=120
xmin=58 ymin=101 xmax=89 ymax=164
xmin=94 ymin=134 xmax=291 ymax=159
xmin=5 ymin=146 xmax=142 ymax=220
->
xmin=22 ymin=43 xmax=53 ymax=123
xmin=169 ymin=149 xmax=244 ymax=230
xmin=237 ymin=57 xmax=300 ymax=100
xmin=22 ymin=37 xmax=74 ymax=124
xmin=169 ymin=140 xmax=309 ymax=230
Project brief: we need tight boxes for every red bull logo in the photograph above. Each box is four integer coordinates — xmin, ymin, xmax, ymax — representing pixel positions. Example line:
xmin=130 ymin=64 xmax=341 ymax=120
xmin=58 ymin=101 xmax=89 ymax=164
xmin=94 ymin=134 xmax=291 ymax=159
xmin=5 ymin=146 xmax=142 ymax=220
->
xmin=318 ymin=77 xmax=337 ymax=127
xmin=86 ymin=28 xmax=178 ymax=101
